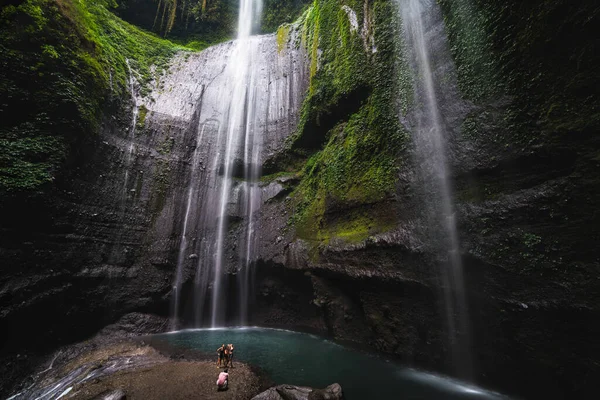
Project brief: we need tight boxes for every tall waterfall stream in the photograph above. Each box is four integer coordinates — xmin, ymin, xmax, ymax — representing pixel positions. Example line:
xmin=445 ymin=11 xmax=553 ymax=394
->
xmin=398 ymin=0 xmax=472 ymax=378
xmin=143 ymin=0 xmax=308 ymax=328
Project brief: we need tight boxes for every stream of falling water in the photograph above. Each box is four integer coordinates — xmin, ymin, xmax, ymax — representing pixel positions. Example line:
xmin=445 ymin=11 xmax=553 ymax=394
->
xmin=398 ymin=0 xmax=473 ymax=379
xmin=123 ymin=59 xmax=139 ymax=202
xmin=167 ymin=0 xmax=267 ymax=329
xmin=209 ymin=0 xmax=264 ymax=327
xmin=170 ymin=121 xmax=209 ymax=331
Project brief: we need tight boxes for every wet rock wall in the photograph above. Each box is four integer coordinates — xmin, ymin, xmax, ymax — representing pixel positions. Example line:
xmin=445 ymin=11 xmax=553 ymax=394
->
xmin=0 ymin=30 xmax=308 ymax=396
xmin=244 ymin=1 xmax=600 ymax=399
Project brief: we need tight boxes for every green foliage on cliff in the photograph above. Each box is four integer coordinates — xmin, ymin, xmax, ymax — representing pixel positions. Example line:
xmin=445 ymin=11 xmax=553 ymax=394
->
xmin=263 ymin=0 xmax=312 ymax=33
xmin=439 ymin=0 xmax=600 ymax=136
xmin=113 ymin=0 xmax=311 ymax=42
xmin=440 ymin=0 xmax=600 ymax=275
xmin=277 ymin=24 xmax=291 ymax=53
xmin=288 ymin=0 xmax=407 ymax=245
xmin=0 ymin=0 xmax=181 ymax=194
xmin=115 ymin=0 xmax=235 ymax=44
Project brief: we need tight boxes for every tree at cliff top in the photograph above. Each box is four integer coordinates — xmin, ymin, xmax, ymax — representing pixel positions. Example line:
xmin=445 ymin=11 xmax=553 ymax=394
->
xmin=114 ymin=0 xmax=311 ymax=44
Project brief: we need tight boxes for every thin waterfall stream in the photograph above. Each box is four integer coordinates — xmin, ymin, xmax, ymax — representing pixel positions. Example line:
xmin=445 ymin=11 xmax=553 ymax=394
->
xmin=398 ymin=0 xmax=472 ymax=379
xmin=123 ymin=58 xmax=139 ymax=203
xmin=170 ymin=121 xmax=209 ymax=331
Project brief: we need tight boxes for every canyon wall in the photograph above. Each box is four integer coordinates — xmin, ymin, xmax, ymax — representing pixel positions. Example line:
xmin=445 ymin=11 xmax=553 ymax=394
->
xmin=1 ymin=1 xmax=599 ymax=399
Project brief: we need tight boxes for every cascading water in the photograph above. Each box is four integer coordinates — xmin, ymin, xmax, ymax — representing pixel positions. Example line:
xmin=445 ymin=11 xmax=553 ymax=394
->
xmin=123 ymin=59 xmax=139 ymax=202
xmin=238 ymin=66 xmax=262 ymax=326
xmin=207 ymin=0 xmax=264 ymax=327
xmin=161 ymin=0 xmax=307 ymax=329
xmin=107 ymin=59 xmax=141 ymax=264
xmin=398 ymin=0 xmax=473 ymax=379
xmin=170 ymin=120 xmax=210 ymax=330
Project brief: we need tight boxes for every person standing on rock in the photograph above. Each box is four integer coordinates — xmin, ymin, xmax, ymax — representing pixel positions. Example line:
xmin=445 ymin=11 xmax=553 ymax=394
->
xmin=216 ymin=368 xmax=229 ymax=391
xmin=216 ymin=344 xmax=225 ymax=367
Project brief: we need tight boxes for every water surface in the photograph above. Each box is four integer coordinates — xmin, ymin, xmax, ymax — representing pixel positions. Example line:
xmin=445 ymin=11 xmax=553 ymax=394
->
xmin=151 ymin=327 xmax=508 ymax=400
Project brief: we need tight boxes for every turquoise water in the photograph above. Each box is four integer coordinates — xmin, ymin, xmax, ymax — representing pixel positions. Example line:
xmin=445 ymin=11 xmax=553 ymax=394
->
xmin=150 ymin=327 xmax=509 ymax=400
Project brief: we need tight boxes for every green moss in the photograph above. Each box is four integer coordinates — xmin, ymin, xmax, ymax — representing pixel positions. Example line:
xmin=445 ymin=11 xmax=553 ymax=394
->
xmin=277 ymin=24 xmax=291 ymax=54
xmin=157 ymin=136 xmax=175 ymax=155
xmin=136 ymin=104 xmax=148 ymax=132
xmin=0 ymin=0 xmax=183 ymax=195
xmin=260 ymin=171 xmax=298 ymax=183
xmin=487 ymin=229 xmax=565 ymax=275
xmin=523 ymin=232 xmax=542 ymax=248
xmin=300 ymin=0 xmax=369 ymax=100
xmin=296 ymin=202 xmax=396 ymax=245
xmin=180 ymin=36 xmax=231 ymax=52
xmin=262 ymin=0 xmax=312 ymax=33
xmin=285 ymin=0 xmax=406 ymax=247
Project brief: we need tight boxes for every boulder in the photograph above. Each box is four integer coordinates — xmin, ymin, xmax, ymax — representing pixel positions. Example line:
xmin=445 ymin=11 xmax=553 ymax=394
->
xmin=92 ymin=388 xmax=126 ymax=400
xmin=252 ymin=383 xmax=343 ymax=400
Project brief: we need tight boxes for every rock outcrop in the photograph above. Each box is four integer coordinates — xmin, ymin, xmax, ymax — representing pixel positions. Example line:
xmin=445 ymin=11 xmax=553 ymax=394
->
xmin=252 ymin=383 xmax=343 ymax=400
xmin=0 ymin=20 xmax=308 ymax=396
xmin=245 ymin=1 xmax=600 ymax=400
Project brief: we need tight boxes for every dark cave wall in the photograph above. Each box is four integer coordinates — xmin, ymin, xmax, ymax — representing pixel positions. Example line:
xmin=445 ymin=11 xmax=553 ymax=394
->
xmin=439 ymin=2 xmax=600 ymax=395
xmin=1 ymin=7 xmax=310 ymax=397
xmin=249 ymin=0 xmax=600 ymax=399
xmin=454 ymin=2 xmax=600 ymax=396
xmin=0 ymin=0 xmax=178 ymax=369
xmin=0 ymin=4 xmax=189 ymax=396
xmin=0 ymin=101 xmax=186 ymax=351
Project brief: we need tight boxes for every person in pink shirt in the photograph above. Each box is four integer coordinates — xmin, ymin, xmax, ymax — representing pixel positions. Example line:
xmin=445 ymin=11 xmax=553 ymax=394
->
xmin=216 ymin=368 xmax=229 ymax=391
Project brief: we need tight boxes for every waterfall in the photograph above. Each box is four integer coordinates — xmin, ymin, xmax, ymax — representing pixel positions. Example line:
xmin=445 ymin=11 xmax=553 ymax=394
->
xmin=208 ymin=0 xmax=264 ymax=327
xmin=398 ymin=0 xmax=473 ymax=378
xmin=123 ymin=59 xmax=139 ymax=203
xmin=160 ymin=0 xmax=306 ymax=329
xmin=170 ymin=120 xmax=209 ymax=331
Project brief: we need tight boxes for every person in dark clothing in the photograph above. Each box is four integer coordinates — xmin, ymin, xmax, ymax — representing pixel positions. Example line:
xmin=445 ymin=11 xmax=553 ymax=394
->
xmin=226 ymin=343 xmax=235 ymax=367
xmin=216 ymin=344 xmax=225 ymax=367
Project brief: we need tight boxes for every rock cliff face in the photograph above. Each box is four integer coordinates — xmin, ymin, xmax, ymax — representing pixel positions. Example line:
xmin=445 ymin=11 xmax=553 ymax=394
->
xmin=1 ymin=0 xmax=599 ymax=399
xmin=0 ymin=24 xmax=308 ymax=395
xmin=246 ymin=0 xmax=600 ymax=399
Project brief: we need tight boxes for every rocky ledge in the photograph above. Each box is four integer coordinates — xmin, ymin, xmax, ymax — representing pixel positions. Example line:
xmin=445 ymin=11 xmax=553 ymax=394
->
xmin=252 ymin=384 xmax=343 ymax=400
xmin=8 ymin=337 xmax=265 ymax=400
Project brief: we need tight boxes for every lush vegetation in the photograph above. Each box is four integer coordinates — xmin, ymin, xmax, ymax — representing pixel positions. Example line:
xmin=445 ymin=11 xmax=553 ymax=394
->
xmin=0 ymin=0 xmax=182 ymax=194
xmin=114 ymin=0 xmax=235 ymax=45
xmin=262 ymin=0 xmax=312 ymax=33
xmin=440 ymin=0 xmax=600 ymax=276
xmin=439 ymin=0 xmax=600 ymax=141
xmin=114 ymin=0 xmax=311 ymax=44
xmin=283 ymin=0 xmax=408 ymax=245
